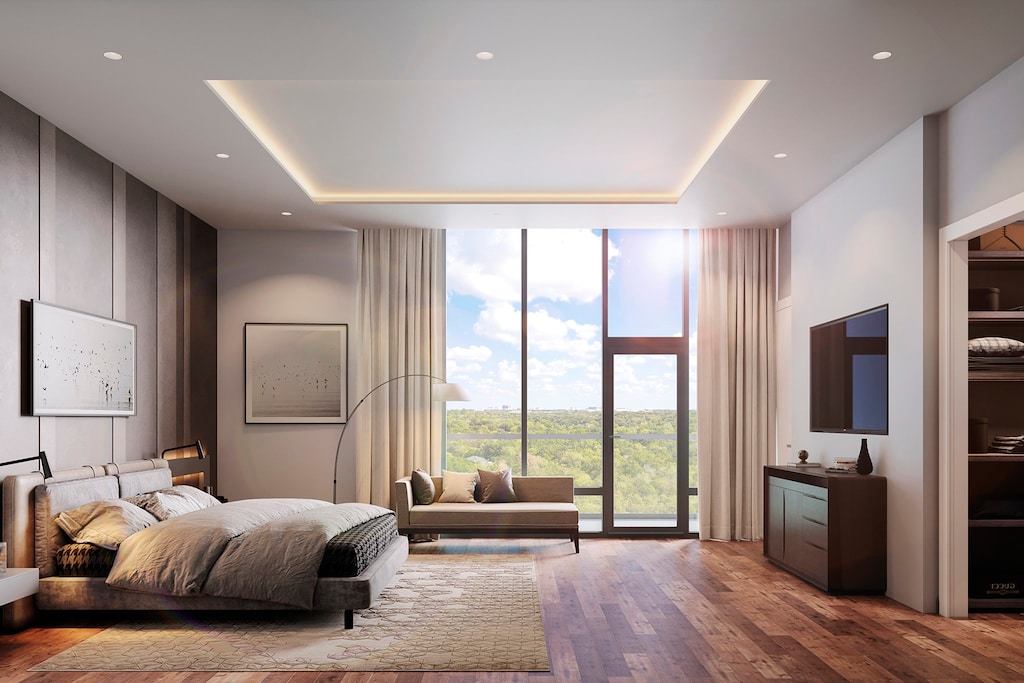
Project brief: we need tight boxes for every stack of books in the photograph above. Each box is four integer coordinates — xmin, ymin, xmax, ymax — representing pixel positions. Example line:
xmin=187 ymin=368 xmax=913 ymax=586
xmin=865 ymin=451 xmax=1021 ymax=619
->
xmin=825 ymin=458 xmax=857 ymax=474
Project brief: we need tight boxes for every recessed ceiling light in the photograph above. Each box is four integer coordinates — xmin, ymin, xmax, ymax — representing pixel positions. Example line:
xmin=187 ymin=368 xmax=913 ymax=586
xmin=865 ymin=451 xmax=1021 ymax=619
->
xmin=717 ymin=211 xmax=728 ymax=216
xmin=215 ymin=153 xmax=230 ymax=159
xmin=103 ymin=51 xmax=123 ymax=61
xmin=773 ymin=152 xmax=788 ymax=159
xmin=476 ymin=51 xmax=494 ymax=61
xmin=281 ymin=211 xmax=293 ymax=216
xmin=872 ymin=51 xmax=892 ymax=61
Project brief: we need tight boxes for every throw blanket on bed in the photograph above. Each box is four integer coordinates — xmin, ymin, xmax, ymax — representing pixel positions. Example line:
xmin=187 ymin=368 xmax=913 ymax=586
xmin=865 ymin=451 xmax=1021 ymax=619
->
xmin=106 ymin=499 xmax=392 ymax=608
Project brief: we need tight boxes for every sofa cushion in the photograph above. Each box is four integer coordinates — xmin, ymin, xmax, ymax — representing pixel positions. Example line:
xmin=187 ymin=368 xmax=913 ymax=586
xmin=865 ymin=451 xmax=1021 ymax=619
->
xmin=477 ymin=468 xmax=517 ymax=503
xmin=410 ymin=469 xmax=436 ymax=505
xmin=409 ymin=502 xmax=578 ymax=529
xmin=437 ymin=470 xmax=479 ymax=503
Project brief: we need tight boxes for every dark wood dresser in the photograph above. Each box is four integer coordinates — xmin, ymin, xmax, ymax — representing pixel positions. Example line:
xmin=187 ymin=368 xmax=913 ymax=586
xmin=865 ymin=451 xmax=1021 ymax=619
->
xmin=763 ymin=465 xmax=886 ymax=593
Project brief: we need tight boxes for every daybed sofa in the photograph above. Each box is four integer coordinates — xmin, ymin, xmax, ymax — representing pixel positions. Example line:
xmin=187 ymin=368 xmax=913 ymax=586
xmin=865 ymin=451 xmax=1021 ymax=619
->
xmin=393 ymin=474 xmax=580 ymax=552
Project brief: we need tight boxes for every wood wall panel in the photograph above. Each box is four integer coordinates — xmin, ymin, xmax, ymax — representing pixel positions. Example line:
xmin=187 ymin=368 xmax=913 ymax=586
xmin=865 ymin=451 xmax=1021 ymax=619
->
xmin=0 ymin=92 xmax=39 ymax=472
xmin=126 ymin=174 xmax=158 ymax=459
xmin=53 ymin=129 xmax=114 ymax=467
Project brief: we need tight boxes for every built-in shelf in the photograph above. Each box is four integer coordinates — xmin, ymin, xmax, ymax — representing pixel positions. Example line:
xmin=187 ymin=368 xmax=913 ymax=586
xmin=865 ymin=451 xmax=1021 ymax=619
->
xmin=968 ymin=519 xmax=1024 ymax=527
xmin=968 ymin=454 xmax=1024 ymax=462
xmin=968 ymin=311 xmax=1024 ymax=322
xmin=969 ymin=250 xmax=1024 ymax=268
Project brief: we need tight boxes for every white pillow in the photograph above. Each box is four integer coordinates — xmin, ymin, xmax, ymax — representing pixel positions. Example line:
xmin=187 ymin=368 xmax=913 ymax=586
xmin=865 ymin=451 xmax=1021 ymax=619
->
xmin=437 ymin=470 xmax=479 ymax=503
xmin=55 ymin=499 xmax=159 ymax=550
xmin=968 ymin=336 xmax=1024 ymax=357
xmin=125 ymin=485 xmax=221 ymax=521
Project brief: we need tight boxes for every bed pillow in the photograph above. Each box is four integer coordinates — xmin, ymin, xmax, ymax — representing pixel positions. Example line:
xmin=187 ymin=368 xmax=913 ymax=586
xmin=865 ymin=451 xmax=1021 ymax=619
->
xmin=477 ymin=468 xmax=517 ymax=503
xmin=54 ymin=499 xmax=159 ymax=550
xmin=437 ymin=470 xmax=479 ymax=503
xmin=968 ymin=336 xmax=1024 ymax=357
xmin=125 ymin=485 xmax=221 ymax=521
xmin=410 ymin=468 xmax=436 ymax=505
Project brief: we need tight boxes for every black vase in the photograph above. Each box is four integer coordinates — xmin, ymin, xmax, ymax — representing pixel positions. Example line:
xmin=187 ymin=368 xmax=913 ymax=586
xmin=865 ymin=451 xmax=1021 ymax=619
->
xmin=856 ymin=438 xmax=874 ymax=475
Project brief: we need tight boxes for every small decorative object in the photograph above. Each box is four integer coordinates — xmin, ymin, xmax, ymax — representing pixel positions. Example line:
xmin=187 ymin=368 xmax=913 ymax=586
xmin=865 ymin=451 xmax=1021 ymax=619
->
xmin=0 ymin=541 xmax=6 ymax=572
xmin=856 ymin=438 xmax=874 ymax=475
xmin=787 ymin=449 xmax=819 ymax=467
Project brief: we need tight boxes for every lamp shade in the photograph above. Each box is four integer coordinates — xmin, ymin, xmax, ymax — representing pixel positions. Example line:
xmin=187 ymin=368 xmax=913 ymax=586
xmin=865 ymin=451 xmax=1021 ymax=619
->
xmin=431 ymin=382 xmax=470 ymax=402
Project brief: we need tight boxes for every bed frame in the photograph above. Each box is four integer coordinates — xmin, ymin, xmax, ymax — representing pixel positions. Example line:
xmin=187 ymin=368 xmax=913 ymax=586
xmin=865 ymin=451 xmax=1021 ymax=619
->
xmin=1 ymin=458 xmax=408 ymax=632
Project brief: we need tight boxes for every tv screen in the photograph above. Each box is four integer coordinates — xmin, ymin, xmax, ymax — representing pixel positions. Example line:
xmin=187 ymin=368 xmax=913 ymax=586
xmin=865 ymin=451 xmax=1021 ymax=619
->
xmin=809 ymin=305 xmax=888 ymax=434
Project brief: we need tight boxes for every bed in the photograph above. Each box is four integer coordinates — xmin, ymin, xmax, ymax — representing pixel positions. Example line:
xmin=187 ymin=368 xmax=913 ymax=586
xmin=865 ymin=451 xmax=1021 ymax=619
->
xmin=1 ymin=458 xmax=408 ymax=632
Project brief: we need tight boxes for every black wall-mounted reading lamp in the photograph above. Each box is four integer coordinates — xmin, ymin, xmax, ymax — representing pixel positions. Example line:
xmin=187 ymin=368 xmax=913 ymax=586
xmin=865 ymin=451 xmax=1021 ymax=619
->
xmin=0 ymin=451 xmax=53 ymax=479
xmin=161 ymin=440 xmax=206 ymax=460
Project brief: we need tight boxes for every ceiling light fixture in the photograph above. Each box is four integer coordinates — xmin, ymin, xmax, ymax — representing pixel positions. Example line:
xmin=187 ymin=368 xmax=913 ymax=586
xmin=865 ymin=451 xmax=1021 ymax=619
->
xmin=281 ymin=211 xmax=292 ymax=216
xmin=773 ymin=152 xmax=788 ymax=159
xmin=103 ymin=51 xmax=123 ymax=61
xmin=717 ymin=211 xmax=728 ymax=216
xmin=872 ymin=51 xmax=892 ymax=61
xmin=215 ymin=153 xmax=230 ymax=159
xmin=475 ymin=51 xmax=494 ymax=61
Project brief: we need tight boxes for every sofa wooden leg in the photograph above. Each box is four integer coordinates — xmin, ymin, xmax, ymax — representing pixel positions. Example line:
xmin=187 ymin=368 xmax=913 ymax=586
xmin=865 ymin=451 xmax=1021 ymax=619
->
xmin=344 ymin=609 xmax=354 ymax=629
xmin=572 ymin=532 xmax=579 ymax=553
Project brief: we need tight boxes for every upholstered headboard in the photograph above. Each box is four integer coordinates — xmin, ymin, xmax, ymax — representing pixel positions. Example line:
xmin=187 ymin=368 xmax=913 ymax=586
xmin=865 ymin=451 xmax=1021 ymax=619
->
xmin=1 ymin=458 xmax=171 ymax=631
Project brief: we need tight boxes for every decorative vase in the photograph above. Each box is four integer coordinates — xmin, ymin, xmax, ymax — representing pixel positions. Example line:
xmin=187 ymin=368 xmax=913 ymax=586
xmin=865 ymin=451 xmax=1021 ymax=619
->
xmin=856 ymin=438 xmax=874 ymax=475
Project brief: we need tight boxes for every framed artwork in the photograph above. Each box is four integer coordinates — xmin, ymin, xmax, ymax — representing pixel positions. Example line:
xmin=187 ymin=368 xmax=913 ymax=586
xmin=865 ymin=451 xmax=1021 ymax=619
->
xmin=245 ymin=323 xmax=348 ymax=424
xmin=31 ymin=300 xmax=137 ymax=416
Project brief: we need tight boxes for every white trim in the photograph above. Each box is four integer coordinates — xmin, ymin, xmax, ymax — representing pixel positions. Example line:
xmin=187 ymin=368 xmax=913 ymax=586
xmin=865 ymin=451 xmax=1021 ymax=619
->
xmin=937 ymin=189 xmax=1024 ymax=617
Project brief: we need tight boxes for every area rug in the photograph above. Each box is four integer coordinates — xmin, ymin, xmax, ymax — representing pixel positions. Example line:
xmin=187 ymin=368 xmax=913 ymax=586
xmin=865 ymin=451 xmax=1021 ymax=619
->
xmin=31 ymin=554 xmax=548 ymax=672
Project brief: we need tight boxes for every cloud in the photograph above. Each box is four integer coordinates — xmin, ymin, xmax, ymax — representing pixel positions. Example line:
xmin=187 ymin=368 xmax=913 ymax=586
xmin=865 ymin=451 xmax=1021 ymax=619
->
xmin=447 ymin=345 xmax=492 ymax=362
xmin=447 ymin=229 xmax=619 ymax=306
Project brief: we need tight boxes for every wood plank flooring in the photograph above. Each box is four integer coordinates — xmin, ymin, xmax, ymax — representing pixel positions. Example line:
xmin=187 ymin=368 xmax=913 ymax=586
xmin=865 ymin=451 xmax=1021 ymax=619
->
xmin=2 ymin=538 xmax=1024 ymax=681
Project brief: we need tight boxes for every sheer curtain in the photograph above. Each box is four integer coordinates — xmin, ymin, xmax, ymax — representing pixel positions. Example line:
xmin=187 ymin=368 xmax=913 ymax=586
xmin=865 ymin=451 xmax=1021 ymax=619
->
xmin=353 ymin=228 xmax=446 ymax=507
xmin=697 ymin=228 xmax=776 ymax=541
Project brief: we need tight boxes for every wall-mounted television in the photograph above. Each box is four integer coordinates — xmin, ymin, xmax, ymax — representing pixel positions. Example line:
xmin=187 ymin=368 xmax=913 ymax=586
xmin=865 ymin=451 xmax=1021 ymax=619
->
xmin=810 ymin=304 xmax=888 ymax=434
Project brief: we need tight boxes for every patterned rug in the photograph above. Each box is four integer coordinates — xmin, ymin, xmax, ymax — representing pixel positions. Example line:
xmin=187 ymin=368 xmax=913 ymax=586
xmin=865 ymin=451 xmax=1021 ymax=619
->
xmin=31 ymin=554 xmax=548 ymax=672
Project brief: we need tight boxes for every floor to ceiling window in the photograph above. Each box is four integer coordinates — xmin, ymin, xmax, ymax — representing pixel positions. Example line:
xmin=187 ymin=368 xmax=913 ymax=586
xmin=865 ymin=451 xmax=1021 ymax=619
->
xmin=444 ymin=228 xmax=697 ymax=535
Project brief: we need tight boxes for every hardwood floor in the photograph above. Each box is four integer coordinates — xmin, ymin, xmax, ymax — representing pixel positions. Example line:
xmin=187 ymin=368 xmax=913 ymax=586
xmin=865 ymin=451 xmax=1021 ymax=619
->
xmin=3 ymin=538 xmax=1024 ymax=681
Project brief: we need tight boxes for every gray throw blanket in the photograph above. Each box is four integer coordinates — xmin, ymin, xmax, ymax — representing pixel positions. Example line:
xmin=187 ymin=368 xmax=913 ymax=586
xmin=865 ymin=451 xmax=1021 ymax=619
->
xmin=106 ymin=499 xmax=392 ymax=608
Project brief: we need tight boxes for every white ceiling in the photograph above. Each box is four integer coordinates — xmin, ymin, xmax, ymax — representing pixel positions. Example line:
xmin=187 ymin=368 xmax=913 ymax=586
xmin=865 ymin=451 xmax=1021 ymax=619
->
xmin=2 ymin=0 xmax=1024 ymax=232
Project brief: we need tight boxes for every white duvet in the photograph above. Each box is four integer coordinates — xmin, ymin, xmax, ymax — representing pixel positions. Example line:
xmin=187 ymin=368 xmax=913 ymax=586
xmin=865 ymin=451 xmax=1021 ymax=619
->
xmin=106 ymin=499 xmax=392 ymax=608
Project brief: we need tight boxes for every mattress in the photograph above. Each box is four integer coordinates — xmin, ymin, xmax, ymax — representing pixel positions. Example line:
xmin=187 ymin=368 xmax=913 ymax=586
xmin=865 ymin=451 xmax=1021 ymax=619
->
xmin=55 ymin=513 xmax=399 ymax=579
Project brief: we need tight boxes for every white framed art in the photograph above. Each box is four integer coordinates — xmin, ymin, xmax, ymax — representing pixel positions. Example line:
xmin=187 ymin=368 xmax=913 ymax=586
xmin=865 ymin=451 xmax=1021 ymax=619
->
xmin=31 ymin=300 xmax=136 ymax=416
xmin=244 ymin=323 xmax=348 ymax=424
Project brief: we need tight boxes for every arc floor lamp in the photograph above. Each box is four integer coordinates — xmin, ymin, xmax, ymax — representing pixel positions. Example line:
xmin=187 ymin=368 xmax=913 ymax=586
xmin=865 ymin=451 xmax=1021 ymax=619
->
xmin=332 ymin=374 xmax=469 ymax=503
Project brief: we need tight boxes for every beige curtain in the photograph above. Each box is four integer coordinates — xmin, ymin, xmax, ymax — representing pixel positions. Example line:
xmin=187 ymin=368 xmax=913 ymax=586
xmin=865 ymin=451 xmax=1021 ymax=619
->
xmin=353 ymin=228 xmax=446 ymax=507
xmin=697 ymin=228 xmax=776 ymax=541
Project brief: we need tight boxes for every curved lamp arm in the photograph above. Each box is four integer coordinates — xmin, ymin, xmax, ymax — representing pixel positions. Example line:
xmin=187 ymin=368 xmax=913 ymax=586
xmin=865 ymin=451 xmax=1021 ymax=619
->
xmin=332 ymin=374 xmax=468 ymax=503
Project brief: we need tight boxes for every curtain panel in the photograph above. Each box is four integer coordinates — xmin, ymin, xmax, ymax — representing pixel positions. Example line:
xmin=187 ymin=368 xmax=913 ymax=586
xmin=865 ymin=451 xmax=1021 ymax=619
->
xmin=354 ymin=228 xmax=446 ymax=507
xmin=697 ymin=228 xmax=777 ymax=541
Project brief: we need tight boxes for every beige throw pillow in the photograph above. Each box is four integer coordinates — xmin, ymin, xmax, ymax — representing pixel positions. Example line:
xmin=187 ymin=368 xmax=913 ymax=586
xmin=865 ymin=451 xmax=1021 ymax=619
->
xmin=55 ymin=499 xmax=159 ymax=550
xmin=437 ymin=470 xmax=479 ymax=503
xmin=125 ymin=485 xmax=221 ymax=521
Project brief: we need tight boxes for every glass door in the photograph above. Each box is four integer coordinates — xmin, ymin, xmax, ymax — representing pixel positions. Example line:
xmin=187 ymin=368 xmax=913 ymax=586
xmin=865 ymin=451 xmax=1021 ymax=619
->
xmin=605 ymin=345 xmax=690 ymax=533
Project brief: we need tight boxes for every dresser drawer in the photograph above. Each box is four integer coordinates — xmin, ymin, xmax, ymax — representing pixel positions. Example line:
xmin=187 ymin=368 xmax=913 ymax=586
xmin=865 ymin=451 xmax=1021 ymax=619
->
xmin=803 ymin=542 xmax=829 ymax=586
xmin=802 ymin=518 xmax=828 ymax=550
xmin=802 ymin=494 xmax=828 ymax=526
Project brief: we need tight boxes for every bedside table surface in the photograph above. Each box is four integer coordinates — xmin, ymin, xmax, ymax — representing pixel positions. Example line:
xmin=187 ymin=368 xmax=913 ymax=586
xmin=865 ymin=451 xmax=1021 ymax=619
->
xmin=0 ymin=568 xmax=40 ymax=606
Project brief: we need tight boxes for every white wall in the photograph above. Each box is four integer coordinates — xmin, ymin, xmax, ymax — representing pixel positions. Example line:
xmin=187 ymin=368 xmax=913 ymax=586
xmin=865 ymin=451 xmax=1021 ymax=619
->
xmin=217 ymin=229 xmax=358 ymax=503
xmin=791 ymin=118 xmax=939 ymax=613
xmin=943 ymin=55 xmax=1024 ymax=225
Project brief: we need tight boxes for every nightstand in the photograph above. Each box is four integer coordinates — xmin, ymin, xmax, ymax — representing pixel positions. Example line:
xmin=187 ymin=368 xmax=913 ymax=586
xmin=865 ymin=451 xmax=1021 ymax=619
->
xmin=0 ymin=568 xmax=39 ymax=607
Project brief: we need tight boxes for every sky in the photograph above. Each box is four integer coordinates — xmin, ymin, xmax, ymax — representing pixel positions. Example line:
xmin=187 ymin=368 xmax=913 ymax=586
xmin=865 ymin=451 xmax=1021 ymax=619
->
xmin=445 ymin=229 xmax=698 ymax=411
